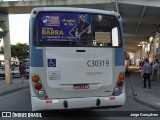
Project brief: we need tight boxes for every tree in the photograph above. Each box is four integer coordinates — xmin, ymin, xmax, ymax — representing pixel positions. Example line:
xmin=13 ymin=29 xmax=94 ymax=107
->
xmin=0 ymin=30 xmax=8 ymax=47
xmin=11 ymin=43 xmax=29 ymax=61
xmin=0 ymin=43 xmax=29 ymax=61
xmin=0 ymin=30 xmax=8 ymax=39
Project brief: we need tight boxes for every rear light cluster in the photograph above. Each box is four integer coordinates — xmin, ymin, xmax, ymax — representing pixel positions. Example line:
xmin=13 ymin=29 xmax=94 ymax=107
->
xmin=117 ymin=15 xmax=121 ymax=19
xmin=32 ymin=76 xmax=40 ymax=83
xmin=33 ymin=11 xmax=37 ymax=14
xmin=117 ymin=80 xmax=123 ymax=87
xmin=32 ymin=75 xmax=47 ymax=99
xmin=112 ymin=73 xmax=125 ymax=96
xmin=35 ymin=83 xmax=42 ymax=90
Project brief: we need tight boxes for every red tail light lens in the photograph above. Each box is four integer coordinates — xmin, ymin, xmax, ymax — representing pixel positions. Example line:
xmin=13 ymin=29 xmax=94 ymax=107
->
xmin=35 ymin=83 xmax=42 ymax=90
xmin=33 ymin=11 xmax=37 ymax=14
xmin=117 ymin=80 xmax=123 ymax=87
xmin=117 ymin=15 xmax=121 ymax=19
xmin=45 ymin=96 xmax=48 ymax=99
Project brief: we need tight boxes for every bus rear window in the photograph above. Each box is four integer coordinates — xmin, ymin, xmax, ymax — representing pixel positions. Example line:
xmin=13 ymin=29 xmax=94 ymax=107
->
xmin=34 ymin=12 xmax=121 ymax=47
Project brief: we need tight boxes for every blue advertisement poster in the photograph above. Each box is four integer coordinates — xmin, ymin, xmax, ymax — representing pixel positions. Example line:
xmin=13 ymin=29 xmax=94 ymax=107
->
xmin=36 ymin=12 xmax=92 ymax=44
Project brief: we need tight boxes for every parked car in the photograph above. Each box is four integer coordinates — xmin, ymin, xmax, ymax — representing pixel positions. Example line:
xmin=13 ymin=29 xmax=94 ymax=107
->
xmin=11 ymin=67 xmax=21 ymax=78
xmin=0 ymin=66 xmax=21 ymax=78
xmin=0 ymin=66 xmax=5 ymax=77
xmin=0 ymin=60 xmax=21 ymax=78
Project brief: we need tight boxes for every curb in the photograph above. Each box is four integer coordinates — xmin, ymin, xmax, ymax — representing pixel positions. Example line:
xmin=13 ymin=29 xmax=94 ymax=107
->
xmin=134 ymin=96 xmax=160 ymax=110
xmin=130 ymin=74 xmax=160 ymax=110
xmin=0 ymin=86 xmax=29 ymax=96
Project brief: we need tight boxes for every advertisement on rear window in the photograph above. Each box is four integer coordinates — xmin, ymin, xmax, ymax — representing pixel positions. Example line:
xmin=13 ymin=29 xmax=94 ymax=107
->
xmin=36 ymin=13 xmax=92 ymax=44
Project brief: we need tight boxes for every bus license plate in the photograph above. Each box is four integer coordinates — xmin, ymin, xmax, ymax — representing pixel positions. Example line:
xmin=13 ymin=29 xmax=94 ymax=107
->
xmin=73 ymin=84 xmax=89 ymax=90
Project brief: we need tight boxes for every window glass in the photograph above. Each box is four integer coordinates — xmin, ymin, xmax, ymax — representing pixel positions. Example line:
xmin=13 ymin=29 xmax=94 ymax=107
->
xmin=34 ymin=12 xmax=121 ymax=47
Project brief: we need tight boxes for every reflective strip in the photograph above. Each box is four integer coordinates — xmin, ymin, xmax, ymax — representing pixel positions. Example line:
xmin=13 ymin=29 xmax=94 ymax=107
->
xmin=109 ymin=96 xmax=115 ymax=100
xmin=52 ymin=100 xmax=59 ymax=103
xmin=46 ymin=100 xmax=52 ymax=103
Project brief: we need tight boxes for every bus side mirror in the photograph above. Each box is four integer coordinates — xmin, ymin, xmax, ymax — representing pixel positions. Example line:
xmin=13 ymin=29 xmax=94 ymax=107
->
xmin=112 ymin=27 xmax=119 ymax=46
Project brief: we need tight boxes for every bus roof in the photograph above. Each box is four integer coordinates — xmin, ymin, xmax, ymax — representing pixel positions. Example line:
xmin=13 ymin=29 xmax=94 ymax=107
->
xmin=30 ymin=7 xmax=121 ymax=21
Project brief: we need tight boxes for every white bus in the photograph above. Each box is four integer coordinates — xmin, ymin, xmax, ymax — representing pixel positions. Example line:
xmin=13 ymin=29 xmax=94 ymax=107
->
xmin=29 ymin=7 xmax=126 ymax=111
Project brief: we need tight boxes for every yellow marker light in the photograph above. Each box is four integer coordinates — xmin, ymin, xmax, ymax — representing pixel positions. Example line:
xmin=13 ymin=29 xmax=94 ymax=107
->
xmin=119 ymin=74 xmax=124 ymax=80
xmin=32 ymin=75 xmax=40 ymax=83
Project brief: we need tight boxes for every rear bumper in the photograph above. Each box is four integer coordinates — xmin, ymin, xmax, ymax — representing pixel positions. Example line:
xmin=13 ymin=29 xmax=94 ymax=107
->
xmin=31 ymin=93 xmax=126 ymax=111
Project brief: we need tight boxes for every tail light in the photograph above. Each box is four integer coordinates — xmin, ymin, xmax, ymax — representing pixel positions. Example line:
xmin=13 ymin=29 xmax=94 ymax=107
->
xmin=119 ymin=74 xmax=124 ymax=80
xmin=117 ymin=80 xmax=123 ymax=87
xmin=112 ymin=73 xmax=125 ymax=96
xmin=32 ymin=75 xmax=40 ymax=83
xmin=117 ymin=15 xmax=121 ymax=19
xmin=32 ymin=74 xmax=48 ymax=99
xmin=33 ymin=11 xmax=37 ymax=14
xmin=35 ymin=83 xmax=42 ymax=90
xmin=38 ymin=90 xmax=45 ymax=97
xmin=45 ymin=96 xmax=48 ymax=99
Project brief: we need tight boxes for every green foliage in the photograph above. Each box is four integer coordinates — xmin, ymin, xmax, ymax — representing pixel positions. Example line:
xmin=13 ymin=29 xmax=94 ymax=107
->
xmin=0 ymin=43 xmax=29 ymax=61
xmin=11 ymin=43 xmax=29 ymax=61
xmin=0 ymin=30 xmax=8 ymax=39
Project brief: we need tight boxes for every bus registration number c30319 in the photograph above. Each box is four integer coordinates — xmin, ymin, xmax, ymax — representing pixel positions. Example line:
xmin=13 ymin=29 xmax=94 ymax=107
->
xmin=87 ymin=60 xmax=109 ymax=67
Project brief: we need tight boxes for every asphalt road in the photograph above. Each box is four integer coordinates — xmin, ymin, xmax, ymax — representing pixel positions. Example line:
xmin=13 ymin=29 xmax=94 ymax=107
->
xmin=0 ymin=76 xmax=159 ymax=120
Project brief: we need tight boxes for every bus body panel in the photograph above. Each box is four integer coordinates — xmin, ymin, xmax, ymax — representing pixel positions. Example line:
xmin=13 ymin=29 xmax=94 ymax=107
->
xmin=29 ymin=7 xmax=125 ymax=111
xmin=31 ymin=92 xmax=126 ymax=111
xmin=43 ymin=47 xmax=113 ymax=97
xmin=30 ymin=62 xmax=125 ymax=99
xmin=30 ymin=63 xmax=126 ymax=110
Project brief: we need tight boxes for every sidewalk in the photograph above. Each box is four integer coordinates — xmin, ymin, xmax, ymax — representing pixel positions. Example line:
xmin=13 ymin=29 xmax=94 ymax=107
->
xmin=0 ymin=77 xmax=29 ymax=96
xmin=129 ymin=66 xmax=160 ymax=110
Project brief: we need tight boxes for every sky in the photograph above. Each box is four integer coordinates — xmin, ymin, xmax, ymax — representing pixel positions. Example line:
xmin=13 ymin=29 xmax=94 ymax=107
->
xmin=0 ymin=1 xmax=30 ymax=45
xmin=9 ymin=14 xmax=30 ymax=45
xmin=0 ymin=14 xmax=30 ymax=46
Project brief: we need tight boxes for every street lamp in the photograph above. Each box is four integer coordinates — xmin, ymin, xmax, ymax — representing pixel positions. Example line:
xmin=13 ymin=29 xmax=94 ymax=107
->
xmin=147 ymin=43 xmax=150 ymax=52
xmin=149 ymin=36 xmax=153 ymax=43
